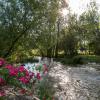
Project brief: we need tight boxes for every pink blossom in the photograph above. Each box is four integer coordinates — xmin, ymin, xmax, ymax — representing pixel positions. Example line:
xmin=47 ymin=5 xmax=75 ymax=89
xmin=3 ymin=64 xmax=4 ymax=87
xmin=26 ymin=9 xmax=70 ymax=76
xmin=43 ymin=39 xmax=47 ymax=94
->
xmin=29 ymin=72 xmax=34 ymax=78
xmin=43 ymin=64 xmax=48 ymax=74
xmin=19 ymin=77 xmax=29 ymax=84
xmin=25 ymin=75 xmax=31 ymax=80
xmin=5 ymin=65 xmax=18 ymax=76
xmin=5 ymin=65 xmax=13 ymax=69
xmin=25 ymin=70 xmax=29 ymax=76
xmin=18 ymin=65 xmax=25 ymax=72
xmin=43 ymin=71 xmax=48 ymax=75
xmin=9 ymin=68 xmax=18 ymax=76
xmin=36 ymin=73 xmax=41 ymax=80
xmin=0 ymin=90 xmax=6 ymax=97
xmin=0 ymin=78 xmax=5 ymax=86
xmin=19 ymin=88 xmax=27 ymax=94
xmin=43 ymin=64 xmax=48 ymax=71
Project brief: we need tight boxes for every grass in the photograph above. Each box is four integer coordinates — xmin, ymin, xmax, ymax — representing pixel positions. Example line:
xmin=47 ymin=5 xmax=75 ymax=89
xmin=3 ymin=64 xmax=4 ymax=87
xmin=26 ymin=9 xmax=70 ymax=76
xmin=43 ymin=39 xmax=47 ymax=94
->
xmin=54 ymin=55 xmax=100 ymax=65
xmin=81 ymin=55 xmax=100 ymax=63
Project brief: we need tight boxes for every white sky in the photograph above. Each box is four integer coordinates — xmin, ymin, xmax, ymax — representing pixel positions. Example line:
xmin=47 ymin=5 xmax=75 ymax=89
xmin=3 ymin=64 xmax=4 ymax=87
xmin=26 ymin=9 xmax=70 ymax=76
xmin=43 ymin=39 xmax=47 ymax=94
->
xmin=68 ymin=0 xmax=100 ymax=15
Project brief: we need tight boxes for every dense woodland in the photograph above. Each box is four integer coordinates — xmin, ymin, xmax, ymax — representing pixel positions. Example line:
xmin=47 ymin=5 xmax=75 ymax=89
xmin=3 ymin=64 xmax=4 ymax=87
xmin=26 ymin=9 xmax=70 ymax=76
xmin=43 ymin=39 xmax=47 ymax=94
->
xmin=0 ymin=0 xmax=100 ymax=63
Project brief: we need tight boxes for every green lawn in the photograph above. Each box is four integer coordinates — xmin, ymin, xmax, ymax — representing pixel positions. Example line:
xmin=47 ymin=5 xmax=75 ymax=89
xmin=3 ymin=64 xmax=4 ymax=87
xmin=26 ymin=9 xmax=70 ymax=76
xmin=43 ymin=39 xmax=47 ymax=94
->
xmin=54 ymin=55 xmax=100 ymax=65
xmin=81 ymin=55 xmax=100 ymax=63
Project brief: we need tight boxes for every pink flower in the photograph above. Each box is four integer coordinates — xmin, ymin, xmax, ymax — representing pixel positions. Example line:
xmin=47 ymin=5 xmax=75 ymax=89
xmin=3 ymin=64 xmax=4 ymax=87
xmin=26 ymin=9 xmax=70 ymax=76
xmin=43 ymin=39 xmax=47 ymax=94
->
xmin=19 ymin=89 xmax=27 ymax=94
xmin=0 ymin=58 xmax=5 ymax=66
xmin=0 ymin=90 xmax=6 ymax=97
xmin=36 ymin=73 xmax=41 ymax=80
xmin=43 ymin=71 xmax=48 ymax=75
xmin=5 ymin=65 xmax=18 ymax=76
xmin=26 ymin=75 xmax=31 ymax=80
xmin=25 ymin=70 xmax=29 ymax=76
xmin=9 ymin=68 xmax=18 ymax=76
xmin=29 ymin=72 xmax=34 ymax=78
xmin=0 ymin=78 xmax=5 ymax=86
xmin=5 ymin=65 xmax=13 ymax=69
xmin=19 ymin=65 xmax=25 ymax=72
xmin=19 ymin=77 xmax=29 ymax=84
xmin=43 ymin=64 xmax=48 ymax=74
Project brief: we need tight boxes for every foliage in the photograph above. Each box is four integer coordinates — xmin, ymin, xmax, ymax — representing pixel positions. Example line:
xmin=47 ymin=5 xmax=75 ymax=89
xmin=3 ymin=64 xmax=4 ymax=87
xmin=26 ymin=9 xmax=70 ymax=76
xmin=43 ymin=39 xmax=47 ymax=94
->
xmin=56 ymin=55 xmax=100 ymax=65
xmin=61 ymin=13 xmax=78 ymax=57
xmin=0 ymin=58 xmax=48 ymax=99
xmin=54 ymin=55 xmax=86 ymax=65
xmin=80 ymin=55 xmax=100 ymax=63
xmin=37 ymin=76 xmax=55 ymax=100
xmin=63 ymin=33 xmax=78 ymax=56
xmin=72 ymin=56 xmax=86 ymax=64
xmin=0 ymin=0 xmax=60 ymax=59
xmin=78 ymin=0 xmax=99 ymax=55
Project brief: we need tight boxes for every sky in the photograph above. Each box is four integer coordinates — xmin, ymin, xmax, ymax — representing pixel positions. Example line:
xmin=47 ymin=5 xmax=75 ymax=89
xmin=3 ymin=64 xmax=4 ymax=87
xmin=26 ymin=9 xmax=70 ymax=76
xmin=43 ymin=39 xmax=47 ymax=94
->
xmin=68 ymin=0 xmax=100 ymax=15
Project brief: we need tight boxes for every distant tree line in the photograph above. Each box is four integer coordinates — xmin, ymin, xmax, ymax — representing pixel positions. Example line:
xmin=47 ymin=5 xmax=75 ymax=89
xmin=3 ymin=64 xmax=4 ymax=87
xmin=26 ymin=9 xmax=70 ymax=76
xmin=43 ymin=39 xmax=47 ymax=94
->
xmin=0 ymin=0 xmax=100 ymax=62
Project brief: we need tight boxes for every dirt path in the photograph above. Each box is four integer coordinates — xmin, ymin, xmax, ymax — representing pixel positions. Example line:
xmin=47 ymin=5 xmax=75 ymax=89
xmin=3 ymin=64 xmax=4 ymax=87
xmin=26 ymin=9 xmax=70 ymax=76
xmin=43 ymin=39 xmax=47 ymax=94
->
xmin=49 ymin=62 xmax=100 ymax=100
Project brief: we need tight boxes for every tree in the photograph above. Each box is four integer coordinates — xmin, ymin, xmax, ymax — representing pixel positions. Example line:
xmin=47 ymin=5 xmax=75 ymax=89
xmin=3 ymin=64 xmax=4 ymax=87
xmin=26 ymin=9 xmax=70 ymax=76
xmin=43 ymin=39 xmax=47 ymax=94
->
xmin=78 ymin=0 xmax=99 ymax=54
xmin=62 ymin=13 xmax=78 ymax=57
xmin=0 ymin=0 xmax=37 ymax=57
xmin=0 ymin=0 xmax=60 ymax=59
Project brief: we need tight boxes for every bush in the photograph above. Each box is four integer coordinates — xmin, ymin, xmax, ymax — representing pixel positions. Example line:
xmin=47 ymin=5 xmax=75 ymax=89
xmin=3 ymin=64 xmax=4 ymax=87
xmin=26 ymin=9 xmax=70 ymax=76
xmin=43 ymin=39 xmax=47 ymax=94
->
xmin=54 ymin=57 xmax=73 ymax=65
xmin=20 ymin=58 xmax=39 ymax=63
xmin=72 ymin=56 xmax=85 ymax=64
xmin=0 ymin=58 xmax=48 ymax=99
xmin=37 ymin=76 xmax=55 ymax=100
xmin=54 ymin=56 xmax=86 ymax=65
xmin=80 ymin=55 xmax=100 ymax=63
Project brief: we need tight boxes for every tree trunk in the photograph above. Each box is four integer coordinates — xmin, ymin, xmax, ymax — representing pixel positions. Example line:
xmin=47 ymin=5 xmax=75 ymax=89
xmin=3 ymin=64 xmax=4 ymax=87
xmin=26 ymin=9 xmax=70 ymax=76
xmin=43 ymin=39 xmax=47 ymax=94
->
xmin=55 ymin=44 xmax=58 ymax=58
xmin=55 ymin=18 xmax=60 ymax=58
xmin=3 ymin=27 xmax=30 ymax=58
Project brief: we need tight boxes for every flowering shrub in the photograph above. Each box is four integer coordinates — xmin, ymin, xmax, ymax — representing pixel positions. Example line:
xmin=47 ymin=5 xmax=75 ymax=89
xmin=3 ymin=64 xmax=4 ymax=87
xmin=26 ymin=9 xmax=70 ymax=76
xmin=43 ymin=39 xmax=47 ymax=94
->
xmin=0 ymin=78 xmax=5 ymax=86
xmin=0 ymin=58 xmax=48 ymax=99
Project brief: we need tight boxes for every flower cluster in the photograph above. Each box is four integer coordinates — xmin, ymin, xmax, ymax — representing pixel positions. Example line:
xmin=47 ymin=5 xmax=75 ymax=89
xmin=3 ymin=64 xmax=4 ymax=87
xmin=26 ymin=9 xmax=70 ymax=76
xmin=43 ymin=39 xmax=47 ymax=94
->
xmin=24 ymin=63 xmax=48 ymax=81
xmin=0 ymin=58 xmax=48 ymax=97
xmin=0 ymin=77 xmax=5 ymax=86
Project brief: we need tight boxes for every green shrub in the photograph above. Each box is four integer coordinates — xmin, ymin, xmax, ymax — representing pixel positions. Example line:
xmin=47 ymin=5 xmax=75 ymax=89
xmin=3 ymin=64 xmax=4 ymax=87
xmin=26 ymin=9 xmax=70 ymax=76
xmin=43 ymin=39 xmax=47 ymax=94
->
xmin=19 ymin=58 xmax=39 ymax=63
xmin=54 ymin=56 xmax=86 ymax=65
xmin=72 ymin=56 xmax=85 ymax=64
xmin=36 ymin=76 xmax=55 ymax=100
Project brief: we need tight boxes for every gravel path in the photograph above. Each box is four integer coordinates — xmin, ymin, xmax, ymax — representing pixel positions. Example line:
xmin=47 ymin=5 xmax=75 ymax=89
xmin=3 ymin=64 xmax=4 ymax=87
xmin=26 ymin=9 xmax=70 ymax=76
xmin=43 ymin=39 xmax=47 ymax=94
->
xmin=49 ymin=62 xmax=100 ymax=100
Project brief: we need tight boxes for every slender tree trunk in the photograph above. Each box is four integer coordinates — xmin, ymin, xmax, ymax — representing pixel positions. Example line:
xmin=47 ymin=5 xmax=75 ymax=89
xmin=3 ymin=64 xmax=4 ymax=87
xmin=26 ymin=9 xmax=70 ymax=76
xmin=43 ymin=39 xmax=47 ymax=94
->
xmin=55 ymin=18 xmax=60 ymax=58
xmin=3 ymin=26 xmax=30 ymax=58
xmin=55 ymin=43 xmax=58 ymax=58
xmin=47 ymin=48 xmax=52 ymax=58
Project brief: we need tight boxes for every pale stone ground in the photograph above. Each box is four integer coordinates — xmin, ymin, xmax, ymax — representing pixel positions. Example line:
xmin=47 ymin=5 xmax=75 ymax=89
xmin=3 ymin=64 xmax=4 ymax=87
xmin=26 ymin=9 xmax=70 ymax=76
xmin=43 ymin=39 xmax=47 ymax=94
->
xmin=49 ymin=62 xmax=100 ymax=100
